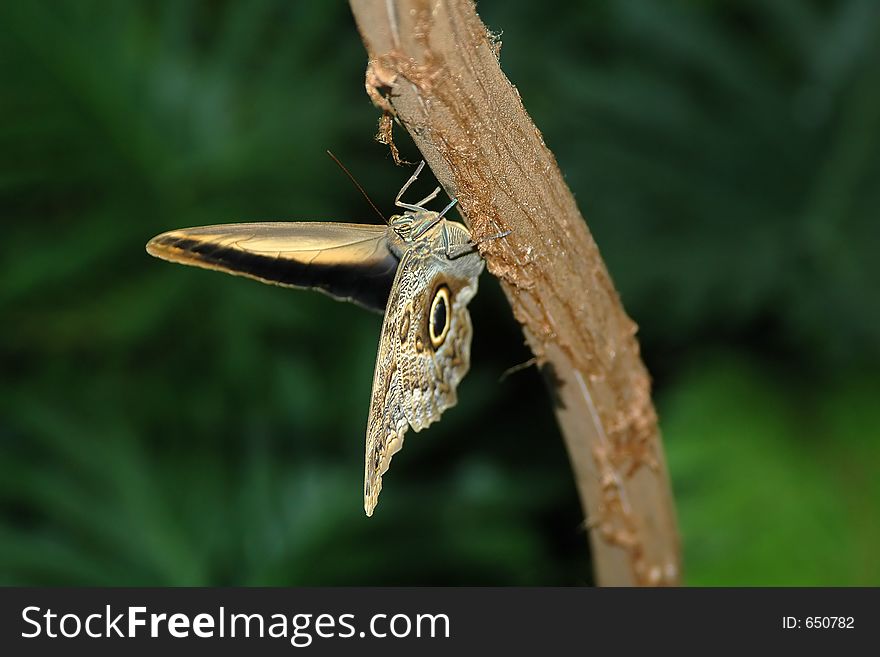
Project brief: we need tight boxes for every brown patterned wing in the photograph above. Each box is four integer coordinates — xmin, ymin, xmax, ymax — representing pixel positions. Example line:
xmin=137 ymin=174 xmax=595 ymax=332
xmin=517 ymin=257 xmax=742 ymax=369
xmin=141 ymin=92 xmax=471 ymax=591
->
xmin=363 ymin=246 xmax=484 ymax=516
xmin=146 ymin=222 xmax=400 ymax=312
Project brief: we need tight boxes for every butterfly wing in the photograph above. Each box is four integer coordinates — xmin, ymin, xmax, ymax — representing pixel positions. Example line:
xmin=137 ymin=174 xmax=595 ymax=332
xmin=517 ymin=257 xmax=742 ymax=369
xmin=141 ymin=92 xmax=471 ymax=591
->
xmin=363 ymin=245 xmax=484 ymax=516
xmin=146 ymin=222 xmax=400 ymax=312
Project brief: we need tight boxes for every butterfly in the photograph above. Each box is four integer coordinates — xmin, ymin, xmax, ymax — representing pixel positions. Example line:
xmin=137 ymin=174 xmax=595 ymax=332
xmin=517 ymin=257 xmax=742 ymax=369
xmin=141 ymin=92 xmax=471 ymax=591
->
xmin=146 ymin=161 xmax=485 ymax=515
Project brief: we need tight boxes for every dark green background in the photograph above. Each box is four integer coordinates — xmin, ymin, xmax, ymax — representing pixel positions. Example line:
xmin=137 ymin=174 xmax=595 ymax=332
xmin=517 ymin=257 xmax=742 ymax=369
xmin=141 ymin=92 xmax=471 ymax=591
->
xmin=2 ymin=0 xmax=878 ymax=586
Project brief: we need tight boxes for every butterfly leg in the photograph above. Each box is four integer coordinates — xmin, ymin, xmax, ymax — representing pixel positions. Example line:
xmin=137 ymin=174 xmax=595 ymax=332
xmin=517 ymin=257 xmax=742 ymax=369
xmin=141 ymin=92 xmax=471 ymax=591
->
xmin=411 ymin=186 xmax=441 ymax=208
xmin=414 ymin=198 xmax=457 ymax=239
xmin=396 ymin=161 xmax=444 ymax=212
xmin=475 ymin=229 xmax=512 ymax=245
xmin=444 ymin=242 xmax=478 ymax=259
xmin=395 ymin=161 xmax=427 ymax=208
xmin=444 ymin=228 xmax=512 ymax=259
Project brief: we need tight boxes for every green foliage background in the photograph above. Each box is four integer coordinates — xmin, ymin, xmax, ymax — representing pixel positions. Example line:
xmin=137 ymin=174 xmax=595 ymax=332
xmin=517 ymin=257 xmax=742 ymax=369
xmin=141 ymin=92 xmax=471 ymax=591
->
xmin=1 ymin=0 xmax=878 ymax=585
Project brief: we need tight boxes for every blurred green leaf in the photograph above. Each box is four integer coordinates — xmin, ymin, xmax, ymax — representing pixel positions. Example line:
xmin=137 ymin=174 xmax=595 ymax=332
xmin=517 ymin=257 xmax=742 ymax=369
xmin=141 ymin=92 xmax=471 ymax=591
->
xmin=663 ymin=354 xmax=880 ymax=585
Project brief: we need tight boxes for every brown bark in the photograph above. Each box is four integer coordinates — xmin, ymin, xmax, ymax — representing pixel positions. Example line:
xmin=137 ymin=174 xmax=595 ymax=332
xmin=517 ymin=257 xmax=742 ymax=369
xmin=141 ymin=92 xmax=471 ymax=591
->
xmin=349 ymin=0 xmax=681 ymax=586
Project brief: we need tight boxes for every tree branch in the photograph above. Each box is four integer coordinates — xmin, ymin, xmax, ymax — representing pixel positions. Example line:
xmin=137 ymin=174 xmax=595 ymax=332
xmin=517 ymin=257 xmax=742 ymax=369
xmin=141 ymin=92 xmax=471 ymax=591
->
xmin=349 ymin=0 xmax=681 ymax=586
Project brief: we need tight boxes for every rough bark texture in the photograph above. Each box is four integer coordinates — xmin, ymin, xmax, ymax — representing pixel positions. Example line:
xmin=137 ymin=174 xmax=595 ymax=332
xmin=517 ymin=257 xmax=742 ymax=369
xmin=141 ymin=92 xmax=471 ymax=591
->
xmin=350 ymin=0 xmax=681 ymax=586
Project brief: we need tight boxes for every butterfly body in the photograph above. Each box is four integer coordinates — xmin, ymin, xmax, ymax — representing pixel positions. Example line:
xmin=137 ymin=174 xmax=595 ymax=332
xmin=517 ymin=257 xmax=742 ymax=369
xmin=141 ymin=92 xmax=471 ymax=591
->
xmin=365 ymin=215 xmax=483 ymax=515
xmin=146 ymin=163 xmax=483 ymax=516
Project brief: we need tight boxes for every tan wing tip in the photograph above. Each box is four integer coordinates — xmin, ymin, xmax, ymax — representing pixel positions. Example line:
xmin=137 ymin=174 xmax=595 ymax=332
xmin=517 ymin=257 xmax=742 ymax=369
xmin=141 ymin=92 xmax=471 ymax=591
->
xmin=145 ymin=234 xmax=161 ymax=257
xmin=145 ymin=231 xmax=216 ymax=270
xmin=364 ymin=480 xmax=381 ymax=517
xmin=363 ymin=429 xmax=406 ymax=517
xmin=145 ymin=231 xmax=180 ymax=260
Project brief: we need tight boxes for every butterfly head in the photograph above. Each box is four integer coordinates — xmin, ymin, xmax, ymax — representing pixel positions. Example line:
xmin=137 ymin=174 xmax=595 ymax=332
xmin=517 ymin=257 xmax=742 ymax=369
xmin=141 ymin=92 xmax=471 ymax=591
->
xmin=389 ymin=210 xmax=445 ymax=243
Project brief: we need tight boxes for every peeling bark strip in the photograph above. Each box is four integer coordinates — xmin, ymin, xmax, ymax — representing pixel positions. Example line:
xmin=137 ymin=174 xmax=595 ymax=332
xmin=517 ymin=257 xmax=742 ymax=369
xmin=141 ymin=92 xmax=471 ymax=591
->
xmin=349 ymin=0 xmax=681 ymax=585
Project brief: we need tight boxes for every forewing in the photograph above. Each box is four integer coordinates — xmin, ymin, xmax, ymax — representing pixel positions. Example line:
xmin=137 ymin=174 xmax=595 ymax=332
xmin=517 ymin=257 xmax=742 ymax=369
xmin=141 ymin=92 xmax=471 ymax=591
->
xmin=146 ymin=222 xmax=399 ymax=312
xmin=363 ymin=247 xmax=484 ymax=516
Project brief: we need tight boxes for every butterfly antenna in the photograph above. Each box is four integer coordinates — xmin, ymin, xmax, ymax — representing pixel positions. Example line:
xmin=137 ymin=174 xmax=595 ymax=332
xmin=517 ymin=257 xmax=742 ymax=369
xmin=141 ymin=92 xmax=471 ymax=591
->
xmin=326 ymin=150 xmax=388 ymax=224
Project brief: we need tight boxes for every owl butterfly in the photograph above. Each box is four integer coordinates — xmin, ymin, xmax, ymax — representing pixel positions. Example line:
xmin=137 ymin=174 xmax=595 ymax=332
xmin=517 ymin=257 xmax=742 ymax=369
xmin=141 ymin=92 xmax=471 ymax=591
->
xmin=146 ymin=162 xmax=484 ymax=516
